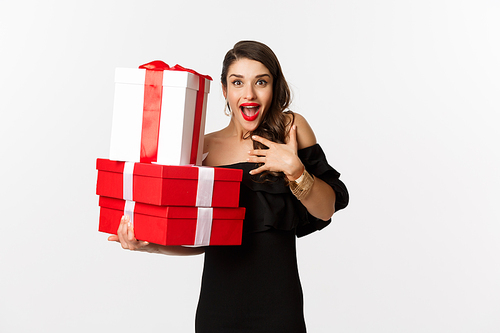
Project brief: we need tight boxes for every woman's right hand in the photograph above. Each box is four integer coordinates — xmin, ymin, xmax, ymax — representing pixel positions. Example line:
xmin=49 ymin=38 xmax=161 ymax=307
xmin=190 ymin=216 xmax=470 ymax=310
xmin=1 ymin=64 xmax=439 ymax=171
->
xmin=107 ymin=215 xmax=150 ymax=251
xmin=107 ymin=215 xmax=205 ymax=256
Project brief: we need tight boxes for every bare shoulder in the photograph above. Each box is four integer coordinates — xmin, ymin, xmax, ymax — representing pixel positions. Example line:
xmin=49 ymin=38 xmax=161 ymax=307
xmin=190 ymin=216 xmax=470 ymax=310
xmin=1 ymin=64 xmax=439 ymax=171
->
xmin=203 ymin=129 xmax=228 ymax=153
xmin=286 ymin=112 xmax=317 ymax=149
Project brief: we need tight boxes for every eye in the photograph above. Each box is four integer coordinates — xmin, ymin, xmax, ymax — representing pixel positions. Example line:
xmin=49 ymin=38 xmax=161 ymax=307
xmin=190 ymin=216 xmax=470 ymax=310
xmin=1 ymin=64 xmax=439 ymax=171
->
xmin=256 ymin=79 xmax=268 ymax=86
xmin=232 ymin=80 xmax=243 ymax=86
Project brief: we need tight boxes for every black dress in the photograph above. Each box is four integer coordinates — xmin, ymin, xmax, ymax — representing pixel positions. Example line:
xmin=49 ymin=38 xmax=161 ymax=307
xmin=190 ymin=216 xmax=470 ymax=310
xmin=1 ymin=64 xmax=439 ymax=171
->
xmin=195 ymin=144 xmax=349 ymax=333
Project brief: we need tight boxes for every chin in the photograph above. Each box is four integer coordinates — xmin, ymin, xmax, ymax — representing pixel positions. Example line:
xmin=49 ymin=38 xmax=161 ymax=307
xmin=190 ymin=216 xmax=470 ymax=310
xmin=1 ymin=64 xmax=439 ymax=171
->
xmin=243 ymin=118 xmax=263 ymax=133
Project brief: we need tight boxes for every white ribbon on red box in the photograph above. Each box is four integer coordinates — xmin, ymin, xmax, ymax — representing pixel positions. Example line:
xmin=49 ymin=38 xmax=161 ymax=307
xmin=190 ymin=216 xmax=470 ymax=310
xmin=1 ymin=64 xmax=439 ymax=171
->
xmin=123 ymin=162 xmax=135 ymax=201
xmin=195 ymin=167 xmax=214 ymax=207
xmin=123 ymin=162 xmax=136 ymax=225
xmin=194 ymin=207 xmax=213 ymax=246
xmin=124 ymin=200 xmax=136 ymax=226
xmin=121 ymin=162 xmax=215 ymax=244
xmin=194 ymin=166 xmax=215 ymax=246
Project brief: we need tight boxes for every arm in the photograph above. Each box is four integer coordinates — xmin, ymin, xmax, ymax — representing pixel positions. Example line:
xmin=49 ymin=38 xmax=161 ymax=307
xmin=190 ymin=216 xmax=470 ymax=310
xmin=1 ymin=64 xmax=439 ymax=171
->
xmin=248 ymin=113 xmax=336 ymax=221
xmin=108 ymin=215 xmax=205 ymax=256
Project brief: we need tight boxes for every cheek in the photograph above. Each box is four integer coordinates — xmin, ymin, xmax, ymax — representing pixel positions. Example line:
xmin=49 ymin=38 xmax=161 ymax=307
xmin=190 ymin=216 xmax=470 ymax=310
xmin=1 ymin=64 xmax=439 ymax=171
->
xmin=229 ymin=93 xmax=239 ymax=106
xmin=263 ymin=91 xmax=273 ymax=106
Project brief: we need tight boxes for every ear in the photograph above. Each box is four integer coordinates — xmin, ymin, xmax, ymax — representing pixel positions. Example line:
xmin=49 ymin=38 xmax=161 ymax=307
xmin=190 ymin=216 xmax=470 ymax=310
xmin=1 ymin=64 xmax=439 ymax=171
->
xmin=222 ymin=83 xmax=227 ymax=99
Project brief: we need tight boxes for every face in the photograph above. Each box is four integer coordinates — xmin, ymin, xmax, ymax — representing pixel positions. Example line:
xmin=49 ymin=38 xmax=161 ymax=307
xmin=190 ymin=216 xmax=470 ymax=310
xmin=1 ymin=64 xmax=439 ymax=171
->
xmin=223 ymin=58 xmax=273 ymax=133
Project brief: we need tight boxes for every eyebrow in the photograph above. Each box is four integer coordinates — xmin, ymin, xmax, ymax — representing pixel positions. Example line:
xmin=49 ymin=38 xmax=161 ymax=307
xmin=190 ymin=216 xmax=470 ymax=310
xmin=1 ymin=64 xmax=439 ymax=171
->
xmin=228 ymin=74 xmax=271 ymax=79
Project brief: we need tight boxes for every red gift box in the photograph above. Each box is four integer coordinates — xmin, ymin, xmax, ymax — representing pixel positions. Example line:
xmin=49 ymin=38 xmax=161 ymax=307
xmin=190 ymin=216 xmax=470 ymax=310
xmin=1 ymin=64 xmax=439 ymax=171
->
xmin=96 ymin=158 xmax=242 ymax=207
xmin=109 ymin=61 xmax=212 ymax=166
xmin=99 ymin=196 xmax=245 ymax=245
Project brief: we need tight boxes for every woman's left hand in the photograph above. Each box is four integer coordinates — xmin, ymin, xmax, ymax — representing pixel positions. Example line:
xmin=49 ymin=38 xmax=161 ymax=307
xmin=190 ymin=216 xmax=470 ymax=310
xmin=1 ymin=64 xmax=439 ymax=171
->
xmin=248 ymin=125 xmax=304 ymax=181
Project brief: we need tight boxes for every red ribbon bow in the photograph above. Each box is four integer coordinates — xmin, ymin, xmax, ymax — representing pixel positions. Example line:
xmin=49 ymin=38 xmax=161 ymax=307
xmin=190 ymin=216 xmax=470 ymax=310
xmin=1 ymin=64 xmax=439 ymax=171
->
xmin=139 ymin=60 xmax=170 ymax=71
xmin=139 ymin=61 xmax=212 ymax=81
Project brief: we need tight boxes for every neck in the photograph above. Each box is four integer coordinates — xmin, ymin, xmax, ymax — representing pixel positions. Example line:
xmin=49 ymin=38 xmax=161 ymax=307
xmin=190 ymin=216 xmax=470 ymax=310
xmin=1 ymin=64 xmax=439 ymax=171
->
xmin=226 ymin=116 xmax=252 ymax=141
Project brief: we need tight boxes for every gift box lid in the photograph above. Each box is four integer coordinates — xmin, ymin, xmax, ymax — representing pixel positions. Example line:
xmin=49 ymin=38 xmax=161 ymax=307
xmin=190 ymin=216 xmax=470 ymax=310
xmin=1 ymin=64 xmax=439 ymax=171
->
xmin=115 ymin=66 xmax=211 ymax=93
xmin=96 ymin=158 xmax=242 ymax=182
xmin=99 ymin=196 xmax=246 ymax=220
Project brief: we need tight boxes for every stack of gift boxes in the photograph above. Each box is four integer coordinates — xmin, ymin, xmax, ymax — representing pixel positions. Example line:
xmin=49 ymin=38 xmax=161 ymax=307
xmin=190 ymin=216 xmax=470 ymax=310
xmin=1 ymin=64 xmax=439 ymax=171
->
xmin=96 ymin=61 xmax=245 ymax=246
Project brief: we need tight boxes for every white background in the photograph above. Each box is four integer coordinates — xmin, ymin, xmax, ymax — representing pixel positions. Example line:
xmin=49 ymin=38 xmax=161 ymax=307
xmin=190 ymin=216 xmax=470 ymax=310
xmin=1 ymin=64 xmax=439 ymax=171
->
xmin=1 ymin=0 xmax=499 ymax=332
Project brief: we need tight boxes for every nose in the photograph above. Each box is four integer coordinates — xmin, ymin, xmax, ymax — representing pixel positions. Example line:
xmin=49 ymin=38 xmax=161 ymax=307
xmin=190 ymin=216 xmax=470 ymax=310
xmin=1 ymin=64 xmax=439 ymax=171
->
xmin=243 ymin=85 xmax=257 ymax=100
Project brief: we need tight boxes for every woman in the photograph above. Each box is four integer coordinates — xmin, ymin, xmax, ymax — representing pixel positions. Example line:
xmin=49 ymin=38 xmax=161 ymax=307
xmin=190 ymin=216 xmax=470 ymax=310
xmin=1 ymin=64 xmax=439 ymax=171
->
xmin=110 ymin=40 xmax=349 ymax=332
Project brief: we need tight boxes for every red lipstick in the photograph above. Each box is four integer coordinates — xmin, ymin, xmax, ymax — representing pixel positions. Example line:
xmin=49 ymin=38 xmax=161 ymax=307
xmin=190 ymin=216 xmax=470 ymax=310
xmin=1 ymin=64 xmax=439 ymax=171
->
xmin=240 ymin=103 xmax=260 ymax=121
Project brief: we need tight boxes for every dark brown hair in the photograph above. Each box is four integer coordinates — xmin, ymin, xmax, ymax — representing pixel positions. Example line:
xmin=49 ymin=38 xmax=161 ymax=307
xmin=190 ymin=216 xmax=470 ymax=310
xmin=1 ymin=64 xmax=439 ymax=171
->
xmin=221 ymin=41 xmax=295 ymax=181
xmin=221 ymin=40 xmax=294 ymax=147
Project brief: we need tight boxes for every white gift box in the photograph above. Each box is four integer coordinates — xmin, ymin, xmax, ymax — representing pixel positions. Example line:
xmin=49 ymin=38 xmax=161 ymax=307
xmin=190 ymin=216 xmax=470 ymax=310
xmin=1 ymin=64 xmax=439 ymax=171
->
xmin=109 ymin=62 xmax=211 ymax=166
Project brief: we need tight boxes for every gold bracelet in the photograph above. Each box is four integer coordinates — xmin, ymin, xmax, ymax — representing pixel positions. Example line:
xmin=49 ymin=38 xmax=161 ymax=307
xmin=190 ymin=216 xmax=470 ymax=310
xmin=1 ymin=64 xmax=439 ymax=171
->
xmin=289 ymin=169 xmax=315 ymax=200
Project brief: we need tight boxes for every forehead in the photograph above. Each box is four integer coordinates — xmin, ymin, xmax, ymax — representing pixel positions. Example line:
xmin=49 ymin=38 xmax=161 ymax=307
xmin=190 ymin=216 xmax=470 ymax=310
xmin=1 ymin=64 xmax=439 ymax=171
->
xmin=227 ymin=58 xmax=271 ymax=77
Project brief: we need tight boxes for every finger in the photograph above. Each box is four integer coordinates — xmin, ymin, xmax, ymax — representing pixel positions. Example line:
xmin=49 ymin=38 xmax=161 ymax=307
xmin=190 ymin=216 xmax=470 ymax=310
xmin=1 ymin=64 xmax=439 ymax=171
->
xmin=116 ymin=216 xmax=126 ymax=237
xmin=248 ymin=149 xmax=268 ymax=157
xmin=129 ymin=240 xmax=149 ymax=251
xmin=287 ymin=124 xmax=298 ymax=150
xmin=127 ymin=220 xmax=147 ymax=251
xmin=247 ymin=156 xmax=267 ymax=164
xmin=117 ymin=217 xmax=130 ymax=249
xmin=108 ymin=235 xmax=119 ymax=242
xmin=117 ymin=216 xmax=129 ymax=236
xmin=127 ymin=221 xmax=136 ymax=242
xmin=138 ymin=241 xmax=149 ymax=248
xmin=249 ymin=165 xmax=268 ymax=176
xmin=251 ymin=135 xmax=272 ymax=148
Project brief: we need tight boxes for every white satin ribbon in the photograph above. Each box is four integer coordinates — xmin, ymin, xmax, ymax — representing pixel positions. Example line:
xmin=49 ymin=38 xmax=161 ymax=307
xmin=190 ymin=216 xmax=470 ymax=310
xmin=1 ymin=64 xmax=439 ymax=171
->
xmin=195 ymin=167 xmax=214 ymax=207
xmin=124 ymin=200 xmax=136 ymax=226
xmin=123 ymin=162 xmax=136 ymax=225
xmin=194 ymin=207 xmax=213 ymax=246
xmin=123 ymin=162 xmax=135 ymax=201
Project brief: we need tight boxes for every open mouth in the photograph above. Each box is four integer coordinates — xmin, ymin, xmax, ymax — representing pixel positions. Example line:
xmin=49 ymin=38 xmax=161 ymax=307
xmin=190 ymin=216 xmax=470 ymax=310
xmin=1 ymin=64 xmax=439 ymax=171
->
xmin=240 ymin=103 xmax=260 ymax=121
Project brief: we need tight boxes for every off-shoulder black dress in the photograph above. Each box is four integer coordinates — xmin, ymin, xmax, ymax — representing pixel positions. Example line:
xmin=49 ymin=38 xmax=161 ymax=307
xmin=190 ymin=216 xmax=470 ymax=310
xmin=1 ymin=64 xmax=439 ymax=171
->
xmin=195 ymin=144 xmax=348 ymax=332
